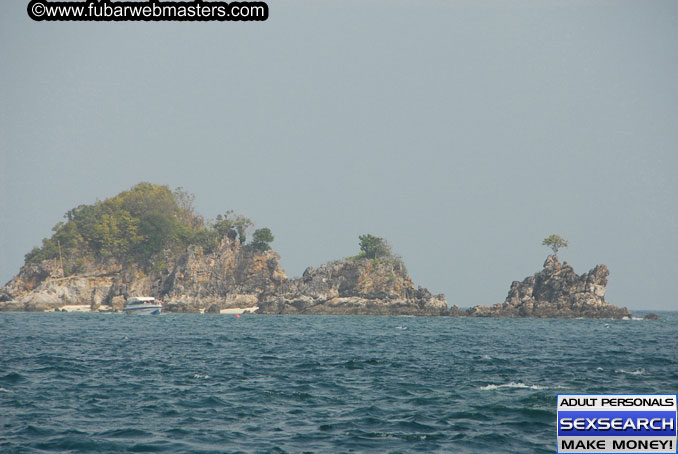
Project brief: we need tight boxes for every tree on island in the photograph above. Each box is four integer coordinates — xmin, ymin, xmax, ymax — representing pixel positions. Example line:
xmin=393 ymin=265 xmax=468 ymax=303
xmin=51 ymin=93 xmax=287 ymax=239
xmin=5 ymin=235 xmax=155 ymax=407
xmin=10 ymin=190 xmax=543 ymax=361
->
xmin=358 ymin=234 xmax=392 ymax=259
xmin=250 ymin=228 xmax=274 ymax=251
xmin=542 ymin=234 xmax=568 ymax=257
xmin=214 ymin=210 xmax=253 ymax=244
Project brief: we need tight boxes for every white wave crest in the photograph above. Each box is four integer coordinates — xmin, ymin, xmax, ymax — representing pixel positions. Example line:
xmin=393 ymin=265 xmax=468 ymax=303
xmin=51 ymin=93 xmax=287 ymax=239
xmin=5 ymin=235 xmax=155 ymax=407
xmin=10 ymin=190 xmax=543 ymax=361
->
xmin=615 ymin=368 xmax=645 ymax=375
xmin=479 ymin=381 xmax=546 ymax=390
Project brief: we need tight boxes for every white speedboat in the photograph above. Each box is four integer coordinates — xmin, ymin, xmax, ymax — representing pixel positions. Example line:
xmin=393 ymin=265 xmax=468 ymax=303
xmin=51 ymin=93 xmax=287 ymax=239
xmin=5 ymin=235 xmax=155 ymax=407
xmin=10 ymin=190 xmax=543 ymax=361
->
xmin=123 ymin=297 xmax=162 ymax=315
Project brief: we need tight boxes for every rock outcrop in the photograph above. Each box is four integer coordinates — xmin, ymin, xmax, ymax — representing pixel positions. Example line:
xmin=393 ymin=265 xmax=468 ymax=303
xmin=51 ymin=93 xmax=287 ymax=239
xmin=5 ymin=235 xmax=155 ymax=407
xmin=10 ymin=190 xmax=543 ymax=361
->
xmin=158 ymin=243 xmax=286 ymax=313
xmin=0 ymin=239 xmax=286 ymax=313
xmin=1 ymin=244 xmax=630 ymax=319
xmin=0 ymin=258 xmax=120 ymax=312
xmin=258 ymin=258 xmax=453 ymax=315
xmin=467 ymin=255 xmax=630 ymax=319
xmin=0 ymin=243 xmax=449 ymax=315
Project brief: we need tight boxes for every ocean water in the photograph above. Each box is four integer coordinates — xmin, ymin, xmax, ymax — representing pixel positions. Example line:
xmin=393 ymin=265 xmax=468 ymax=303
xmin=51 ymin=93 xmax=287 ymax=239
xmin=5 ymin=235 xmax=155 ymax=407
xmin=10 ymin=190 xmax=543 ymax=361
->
xmin=1 ymin=312 xmax=677 ymax=453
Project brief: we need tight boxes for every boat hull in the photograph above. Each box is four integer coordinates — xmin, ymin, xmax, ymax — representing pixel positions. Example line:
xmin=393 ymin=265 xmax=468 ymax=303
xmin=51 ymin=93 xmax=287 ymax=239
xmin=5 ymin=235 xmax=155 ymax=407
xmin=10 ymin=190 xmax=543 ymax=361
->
xmin=123 ymin=305 xmax=162 ymax=315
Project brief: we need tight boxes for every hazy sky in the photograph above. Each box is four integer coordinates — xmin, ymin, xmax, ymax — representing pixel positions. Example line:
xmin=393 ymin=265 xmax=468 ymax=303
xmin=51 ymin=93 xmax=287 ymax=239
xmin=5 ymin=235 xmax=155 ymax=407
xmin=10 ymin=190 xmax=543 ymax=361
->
xmin=1 ymin=1 xmax=676 ymax=310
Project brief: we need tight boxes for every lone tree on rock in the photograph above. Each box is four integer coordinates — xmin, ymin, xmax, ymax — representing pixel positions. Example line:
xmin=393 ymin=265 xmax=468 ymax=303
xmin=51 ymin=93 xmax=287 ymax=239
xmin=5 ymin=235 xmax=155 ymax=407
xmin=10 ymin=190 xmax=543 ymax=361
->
xmin=358 ymin=234 xmax=392 ymax=259
xmin=542 ymin=234 xmax=568 ymax=256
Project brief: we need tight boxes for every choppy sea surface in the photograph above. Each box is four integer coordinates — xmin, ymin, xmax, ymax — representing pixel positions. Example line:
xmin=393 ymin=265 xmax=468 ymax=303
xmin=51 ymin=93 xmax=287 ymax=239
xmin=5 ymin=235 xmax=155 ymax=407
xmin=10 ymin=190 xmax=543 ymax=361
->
xmin=1 ymin=312 xmax=677 ymax=453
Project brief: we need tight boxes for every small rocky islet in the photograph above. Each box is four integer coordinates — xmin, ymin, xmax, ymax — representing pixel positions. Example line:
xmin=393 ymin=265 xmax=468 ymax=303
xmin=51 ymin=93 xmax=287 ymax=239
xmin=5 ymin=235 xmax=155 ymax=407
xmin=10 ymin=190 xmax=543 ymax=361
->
xmin=0 ymin=184 xmax=631 ymax=318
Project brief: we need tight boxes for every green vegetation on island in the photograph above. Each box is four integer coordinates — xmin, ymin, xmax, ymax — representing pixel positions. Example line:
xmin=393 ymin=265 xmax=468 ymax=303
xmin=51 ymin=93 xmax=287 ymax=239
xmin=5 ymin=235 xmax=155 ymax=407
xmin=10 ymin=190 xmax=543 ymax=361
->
xmin=358 ymin=234 xmax=392 ymax=259
xmin=251 ymin=228 xmax=275 ymax=251
xmin=344 ymin=234 xmax=405 ymax=272
xmin=24 ymin=183 xmax=274 ymax=274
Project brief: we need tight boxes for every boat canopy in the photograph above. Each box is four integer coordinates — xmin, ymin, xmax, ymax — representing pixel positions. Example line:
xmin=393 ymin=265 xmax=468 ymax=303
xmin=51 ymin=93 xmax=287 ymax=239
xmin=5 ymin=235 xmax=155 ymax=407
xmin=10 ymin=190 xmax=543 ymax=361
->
xmin=126 ymin=296 xmax=156 ymax=304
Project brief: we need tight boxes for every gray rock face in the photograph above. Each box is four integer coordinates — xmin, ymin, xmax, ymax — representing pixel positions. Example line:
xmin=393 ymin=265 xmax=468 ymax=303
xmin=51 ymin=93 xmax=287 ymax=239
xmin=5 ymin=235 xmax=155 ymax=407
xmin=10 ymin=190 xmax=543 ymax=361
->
xmin=257 ymin=258 xmax=451 ymax=315
xmin=157 ymin=243 xmax=286 ymax=312
xmin=2 ymin=245 xmax=627 ymax=318
xmin=0 ymin=239 xmax=286 ymax=313
xmin=0 ymin=243 xmax=448 ymax=315
xmin=467 ymin=255 xmax=631 ymax=319
xmin=0 ymin=259 xmax=122 ymax=312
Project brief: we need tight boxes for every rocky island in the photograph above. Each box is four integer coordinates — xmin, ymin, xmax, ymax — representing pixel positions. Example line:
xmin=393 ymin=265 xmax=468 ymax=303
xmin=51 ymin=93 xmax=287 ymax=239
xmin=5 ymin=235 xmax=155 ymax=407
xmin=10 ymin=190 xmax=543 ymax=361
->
xmin=0 ymin=184 xmax=452 ymax=315
xmin=467 ymin=255 xmax=630 ymax=319
xmin=259 ymin=257 xmax=451 ymax=316
xmin=0 ymin=183 xmax=631 ymax=318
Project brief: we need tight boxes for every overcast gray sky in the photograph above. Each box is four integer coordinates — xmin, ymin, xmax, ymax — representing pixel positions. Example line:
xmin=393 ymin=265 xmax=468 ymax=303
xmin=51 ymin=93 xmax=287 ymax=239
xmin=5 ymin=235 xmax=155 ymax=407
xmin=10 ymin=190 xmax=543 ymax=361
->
xmin=1 ymin=0 xmax=676 ymax=311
